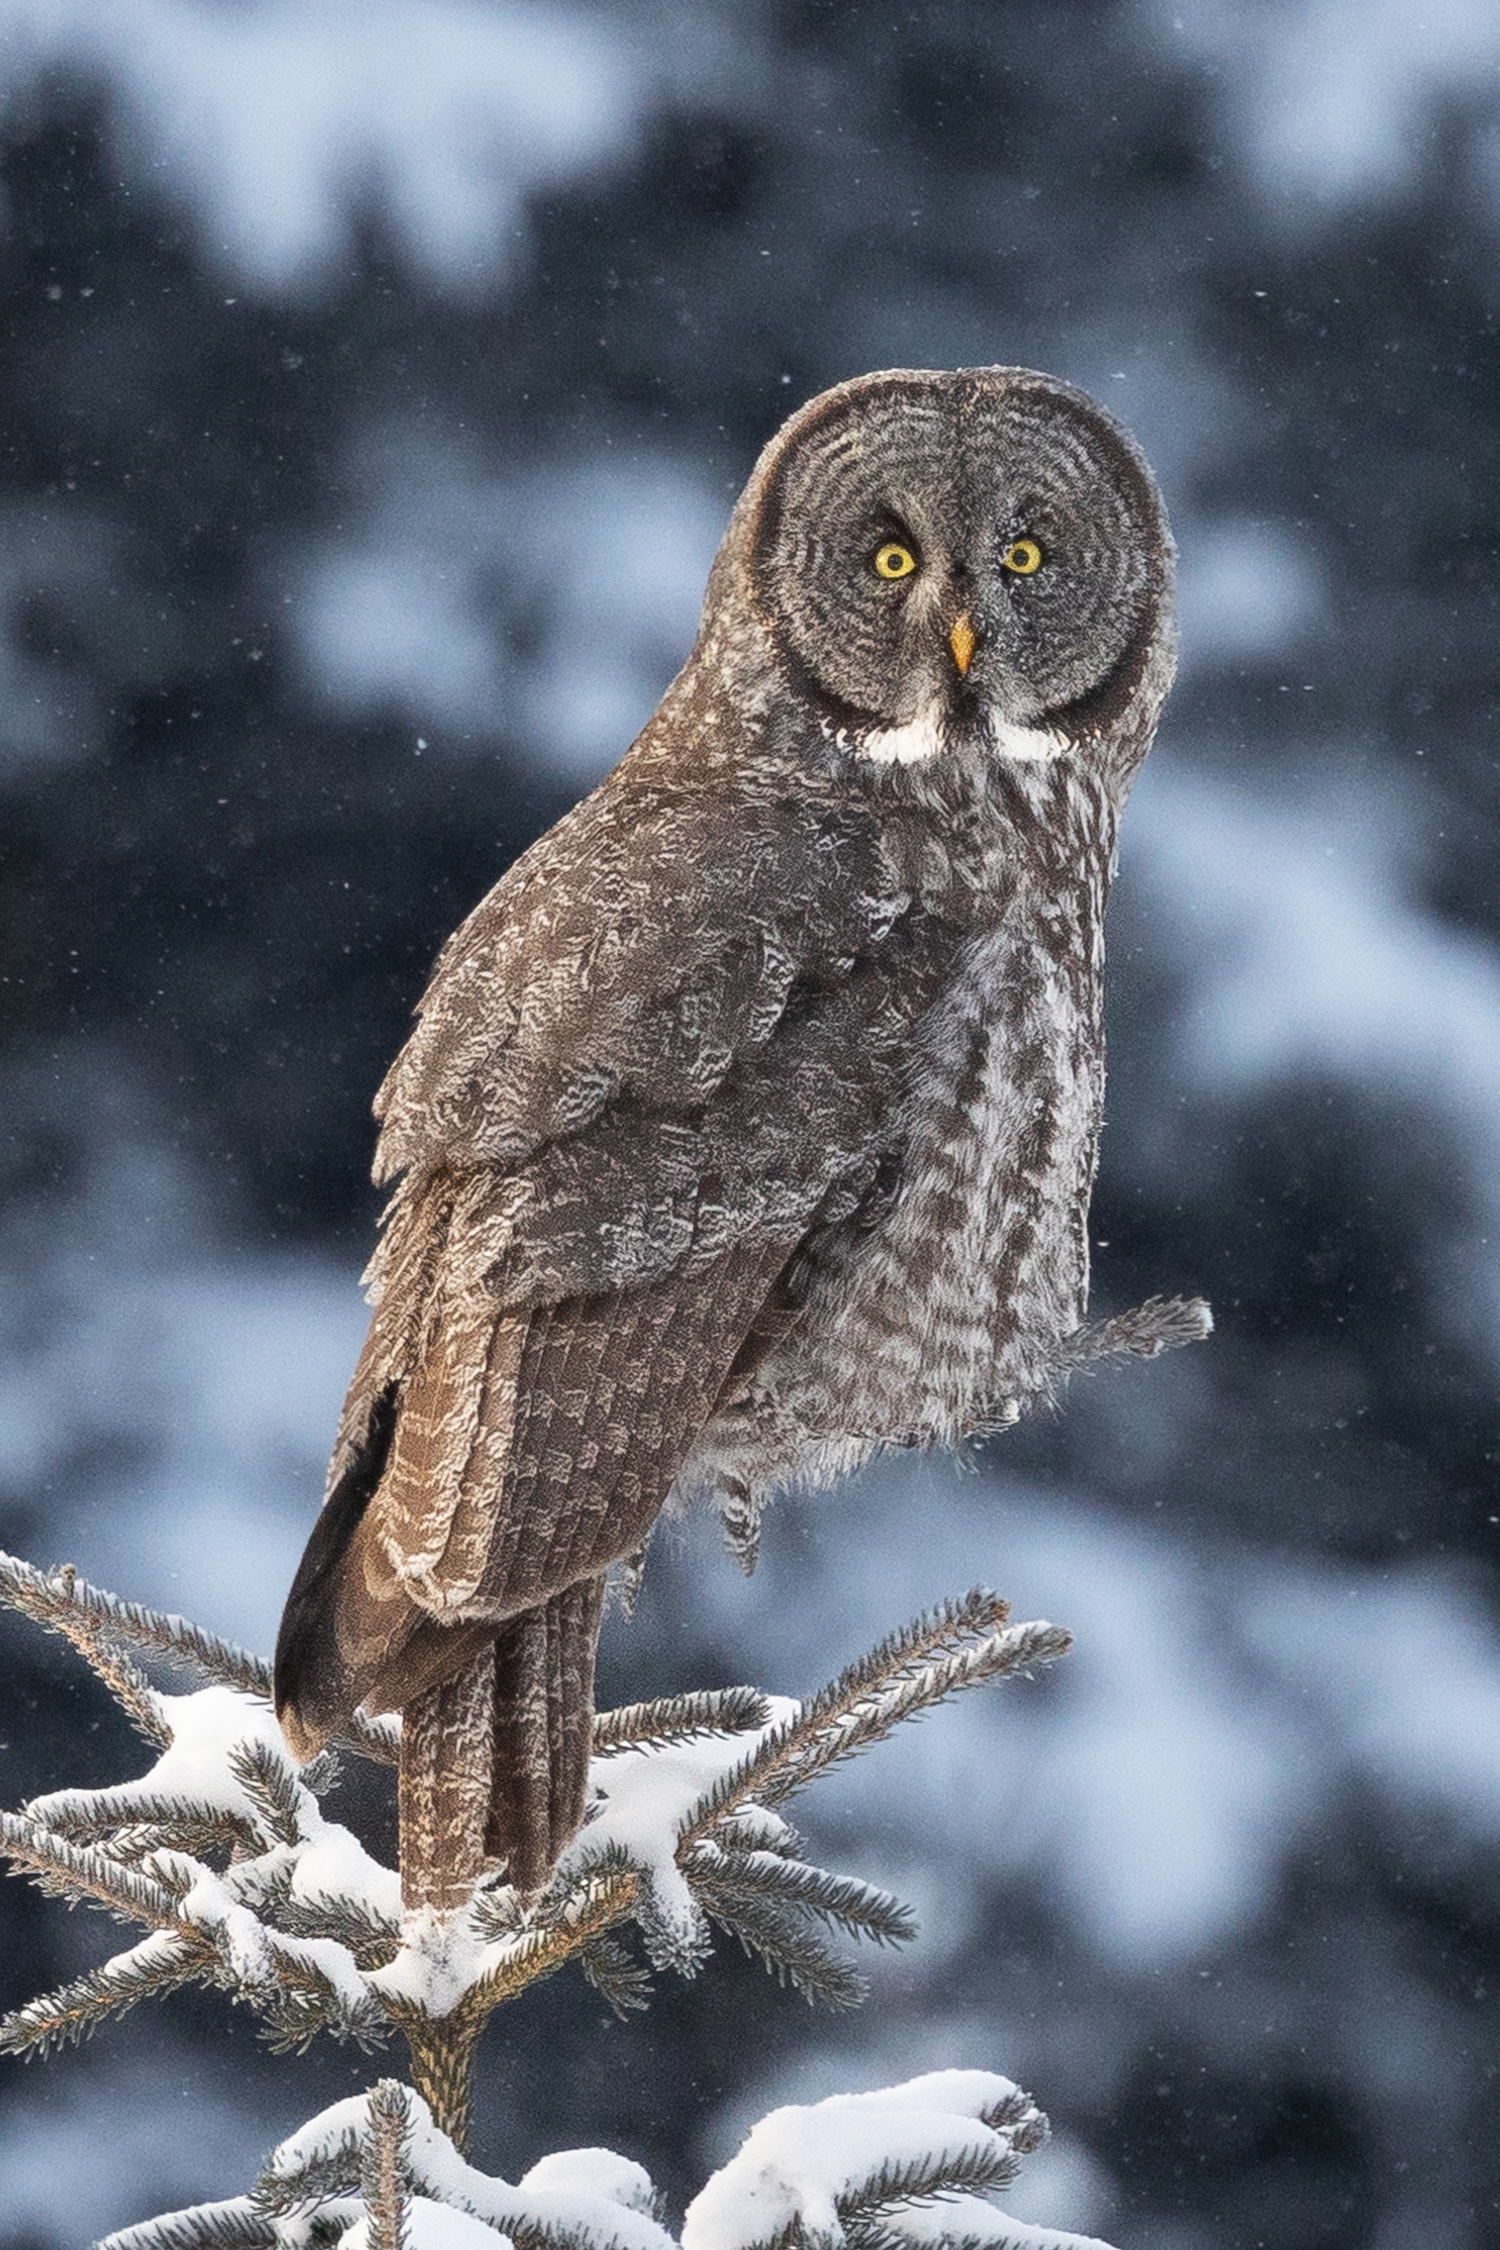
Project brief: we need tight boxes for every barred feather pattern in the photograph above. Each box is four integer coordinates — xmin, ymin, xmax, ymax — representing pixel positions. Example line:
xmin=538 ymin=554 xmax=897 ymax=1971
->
xmin=276 ymin=365 xmax=1183 ymax=1894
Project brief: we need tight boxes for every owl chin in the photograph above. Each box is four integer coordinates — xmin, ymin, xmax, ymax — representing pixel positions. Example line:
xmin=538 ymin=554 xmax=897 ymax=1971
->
xmin=854 ymin=707 xmax=1066 ymax=768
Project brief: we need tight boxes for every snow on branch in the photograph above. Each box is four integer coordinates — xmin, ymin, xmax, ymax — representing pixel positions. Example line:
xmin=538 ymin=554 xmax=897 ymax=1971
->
xmin=0 ymin=1553 xmax=1072 ymax=2109
xmin=98 ymin=2072 xmax=1114 ymax=2250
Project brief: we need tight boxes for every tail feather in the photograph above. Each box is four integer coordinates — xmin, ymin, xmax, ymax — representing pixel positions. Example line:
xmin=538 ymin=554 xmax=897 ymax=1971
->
xmin=485 ymin=1576 xmax=605 ymax=1890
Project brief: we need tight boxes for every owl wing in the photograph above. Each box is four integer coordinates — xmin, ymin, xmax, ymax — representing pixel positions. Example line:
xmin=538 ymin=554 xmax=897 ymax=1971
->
xmin=371 ymin=779 xmax=906 ymax=1184
xmin=276 ymin=779 xmax=925 ymax=1753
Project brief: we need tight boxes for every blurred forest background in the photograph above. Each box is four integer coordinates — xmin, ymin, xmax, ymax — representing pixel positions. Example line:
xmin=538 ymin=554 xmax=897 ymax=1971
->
xmin=2 ymin=2 xmax=1500 ymax=2245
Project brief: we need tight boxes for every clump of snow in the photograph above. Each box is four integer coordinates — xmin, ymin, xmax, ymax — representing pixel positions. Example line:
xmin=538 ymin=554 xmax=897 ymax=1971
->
xmin=681 ymin=2071 xmax=1060 ymax=2250
xmin=876 ymin=2199 xmax=1114 ymax=2250
xmin=340 ymin=2201 xmax=511 ymax=2250
xmin=368 ymin=1900 xmax=491 ymax=2017
xmin=554 ymin=1697 xmax=798 ymax=1963
xmin=26 ymin=1683 xmax=398 ymax=2028
xmin=30 ymin=1683 xmax=265 ymax=1827
xmin=29 ymin=1683 xmax=401 ymax=1932
xmin=267 ymin=2088 xmax=675 ymax=2250
xmin=519 ymin=2147 xmax=658 ymax=2214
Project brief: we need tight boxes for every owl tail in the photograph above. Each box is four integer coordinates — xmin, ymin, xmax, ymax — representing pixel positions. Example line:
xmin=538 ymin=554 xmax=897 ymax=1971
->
xmin=396 ymin=1583 xmax=605 ymax=1907
xmin=485 ymin=1577 xmax=605 ymax=1890
xmin=275 ymin=1382 xmax=607 ymax=1896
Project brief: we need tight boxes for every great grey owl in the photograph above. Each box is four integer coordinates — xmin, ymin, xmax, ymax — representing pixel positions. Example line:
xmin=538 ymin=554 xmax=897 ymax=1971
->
xmin=275 ymin=365 xmax=1201 ymax=1895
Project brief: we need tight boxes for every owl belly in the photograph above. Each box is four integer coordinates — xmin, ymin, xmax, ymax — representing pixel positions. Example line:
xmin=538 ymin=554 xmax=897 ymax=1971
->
xmin=685 ymin=916 xmax=1106 ymax=1515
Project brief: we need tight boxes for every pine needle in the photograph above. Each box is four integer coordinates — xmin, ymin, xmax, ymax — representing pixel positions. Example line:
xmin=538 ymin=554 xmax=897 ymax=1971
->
xmin=592 ymin=1685 xmax=772 ymax=1756
xmin=682 ymin=1593 xmax=1070 ymax=1842
xmin=0 ymin=1932 xmax=213 ymax=2058
xmin=98 ymin=2200 xmax=282 ymax=2250
xmin=686 ymin=1847 xmax=916 ymax=1948
xmin=0 ymin=1808 xmax=182 ymax=1925
xmin=0 ymin=1550 xmax=397 ymax=1766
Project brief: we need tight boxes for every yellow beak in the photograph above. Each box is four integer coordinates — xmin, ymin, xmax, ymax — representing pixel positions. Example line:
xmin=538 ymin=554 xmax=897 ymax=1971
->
xmin=949 ymin=614 xmax=976 ymax=675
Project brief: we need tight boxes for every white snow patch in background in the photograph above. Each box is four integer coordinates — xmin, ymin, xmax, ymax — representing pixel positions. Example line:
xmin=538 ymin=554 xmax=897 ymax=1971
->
xmin=1242 ymin=1565 xmax=1500 ymax=1838
xmin=0 ymin=1242 xmax=365 ymax=1653
xmin=1152 ymin=0 xmax=1500 ymax=212
xmin=0 ymin=0 xmax=672 ymax=291
xmin=1174 ymin=517 xmax=1328 ymax=667
xmin=1127 ymin=759 xmax=1500 ymax=1356
xmin=291 ymin=436 xmax=726 ymax=778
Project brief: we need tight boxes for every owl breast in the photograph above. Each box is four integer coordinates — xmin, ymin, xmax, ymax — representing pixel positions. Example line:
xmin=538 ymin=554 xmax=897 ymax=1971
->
xmin=681 ymin=785 xmax=1110 ymax=1519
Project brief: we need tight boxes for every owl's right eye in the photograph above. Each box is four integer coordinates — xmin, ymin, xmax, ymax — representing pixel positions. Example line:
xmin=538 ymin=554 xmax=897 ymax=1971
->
xmin=872 ymin=542 xmax=918 ymax=581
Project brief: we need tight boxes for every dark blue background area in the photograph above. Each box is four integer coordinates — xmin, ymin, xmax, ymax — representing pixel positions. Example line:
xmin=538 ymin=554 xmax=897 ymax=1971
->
xmin=2 ymin=4 xmax=1500 ymax=2244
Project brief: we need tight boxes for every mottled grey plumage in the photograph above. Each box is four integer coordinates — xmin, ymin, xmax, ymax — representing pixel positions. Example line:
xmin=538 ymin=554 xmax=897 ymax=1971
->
xmin=275 ymin=365 xmax=1193 ymax=1893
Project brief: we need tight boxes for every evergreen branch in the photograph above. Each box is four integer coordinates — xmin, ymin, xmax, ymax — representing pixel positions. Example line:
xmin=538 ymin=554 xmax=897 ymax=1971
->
xmin=457 ymin=1867 xmax=640 ymax=2018
xmin=0 ymin=1550 xmax=271 ymax=1698
xmin=977 ymin=2085 xmax=1048 ymax=2154
xmin=333 ymin=1711 xmax=403 ymax=1768
xmin=698 ymin=1881 xmax=869 ymax=2008
xmin=0 ymin=1809 xmax=181 ymax=1925
xmin=593 ymin=1686 xmax=772 ymax=1757
xmin=112 ymin=1819 xmax=257 ymax=1864
xmin=270 ymin=1892 xmax=402 ymax=1970
xmin=800 ymin=1590 xmax=1014 ymax=1731
xmin=254 ymin=2118 xmax=367 ymax=2218
xmin=839 ymin=2137 xmax=1022 ymax=2217
xmin=681 ymin=1593 xmax=1007 ymax=1837
xmin=686 ymin=1847 xmax=916 ymax=1948
xmin=98 ymin=2200 xmax=283 ymax=2250
xmin=850 ymin=2218 xmax=1104 ymax=2250
xmin=766 ymin=1620 xmax=1073 ymax=1801
xmin=0 ymin=1548 xmax=400 ymax=1768
xmin=682 ymin=1595 xmax=1068 ymax=1843
xmin=24 ymin=1787 xmax=251 ymax=1856
xmin=0 ymin=1929 xmax=214 ymax=2058
xmin=363 ymin=2081 xmax=414 ymax=2250
xmin=576 ymin=1932 xmax=654 ymax=2017
xmin=0 ymin=1553 xmax=171 ymax=1744
xmin=226 ymin=1737 xmax=307 ymax=1849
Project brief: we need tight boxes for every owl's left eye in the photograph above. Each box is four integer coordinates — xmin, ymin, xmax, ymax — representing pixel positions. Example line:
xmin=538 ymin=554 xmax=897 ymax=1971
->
xmin=1001 ymin=537 xmax=1045 ymax=576
xmin=873 ymin=542 xmax=918 ymax=581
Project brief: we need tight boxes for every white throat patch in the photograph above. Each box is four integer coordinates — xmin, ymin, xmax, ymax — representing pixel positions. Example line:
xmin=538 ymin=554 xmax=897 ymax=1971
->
xmin=857 ymin=711 xmax=946 ymax=765
xmin=852 ymin=708 xmax=1067 ymax=767
xmin=990 ymin=718 xmax=1067 ymax=763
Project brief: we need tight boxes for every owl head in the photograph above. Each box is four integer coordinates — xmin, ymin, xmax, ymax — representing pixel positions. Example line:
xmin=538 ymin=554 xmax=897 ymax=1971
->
xmin=713 ymin=366 xmax=1175 ymax=788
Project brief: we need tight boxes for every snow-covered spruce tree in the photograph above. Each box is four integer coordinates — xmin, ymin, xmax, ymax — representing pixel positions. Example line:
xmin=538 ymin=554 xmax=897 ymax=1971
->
xmin=0 ymin=1552 xmax=1111 ymax=2250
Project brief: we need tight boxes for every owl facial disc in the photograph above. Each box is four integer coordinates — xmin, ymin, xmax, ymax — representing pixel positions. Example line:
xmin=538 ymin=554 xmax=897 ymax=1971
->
xmin=750 ymin=366 xmax=1169 ymax=773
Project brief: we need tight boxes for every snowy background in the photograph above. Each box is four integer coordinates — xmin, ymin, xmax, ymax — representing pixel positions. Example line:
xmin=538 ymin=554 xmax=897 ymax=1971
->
xmin=2 ymin=1 xmax=1499 ymax=2244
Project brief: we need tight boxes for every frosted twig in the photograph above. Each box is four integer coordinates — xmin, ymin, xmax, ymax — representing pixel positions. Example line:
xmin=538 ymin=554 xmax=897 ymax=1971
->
xmin=362 ymin=2080 xmax=414 ymax=2250
xmin=0 ymin=1931 xmax=214 ymax=2059
xmin=593 ymin=1685 xmax=772 ymax=1756
xmin=0 ymin=1808 xmax=182 ymax=1925
xmin=0 ymin=1549 xmax=398 ymax=1766
xmin=681 ymin=1593 xmax=1069 ymax=1843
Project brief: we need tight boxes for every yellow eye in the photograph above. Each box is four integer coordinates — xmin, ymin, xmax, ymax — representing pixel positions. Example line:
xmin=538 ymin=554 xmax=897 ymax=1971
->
xmin=1002 ymin=536 xmax=1044 ymax=576
xmin=873 ymin=542 xmax=918 ymax=581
